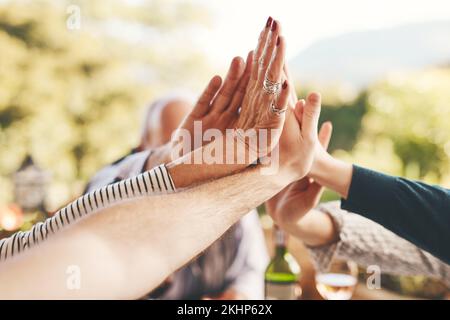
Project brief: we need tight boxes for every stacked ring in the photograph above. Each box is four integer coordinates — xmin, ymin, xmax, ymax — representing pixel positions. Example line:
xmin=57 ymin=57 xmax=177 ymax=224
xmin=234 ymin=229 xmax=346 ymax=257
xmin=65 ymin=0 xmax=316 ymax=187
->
xmin=263 ymin=75 xmax=281 ymax=95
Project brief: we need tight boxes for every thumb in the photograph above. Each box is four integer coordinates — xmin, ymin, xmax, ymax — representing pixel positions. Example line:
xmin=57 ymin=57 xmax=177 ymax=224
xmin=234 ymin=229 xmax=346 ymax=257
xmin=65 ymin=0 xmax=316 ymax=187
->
xmin=302 ymin=92 xmax=322 ymax=139
xmin=318 ymin=121 xmax=333 ymax=150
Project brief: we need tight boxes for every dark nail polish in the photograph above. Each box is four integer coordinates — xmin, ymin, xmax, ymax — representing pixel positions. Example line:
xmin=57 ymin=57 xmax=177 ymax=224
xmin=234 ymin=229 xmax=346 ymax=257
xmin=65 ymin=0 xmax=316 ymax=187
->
xmin=282 ymin=80 xmax=288 ymax=89
xmin=271 ymin=20 xmax=277 ymax=32
xmin=266 ymin=17 xmax=273 ymax=28
xmin=276 ymin=36 xmax=280 ymax=46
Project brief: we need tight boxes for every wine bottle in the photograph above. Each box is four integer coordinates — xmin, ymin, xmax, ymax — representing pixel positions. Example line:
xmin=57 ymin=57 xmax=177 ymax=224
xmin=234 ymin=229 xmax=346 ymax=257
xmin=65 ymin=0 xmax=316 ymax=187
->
xmin=264 ymin=226 xmax=301 ymax=300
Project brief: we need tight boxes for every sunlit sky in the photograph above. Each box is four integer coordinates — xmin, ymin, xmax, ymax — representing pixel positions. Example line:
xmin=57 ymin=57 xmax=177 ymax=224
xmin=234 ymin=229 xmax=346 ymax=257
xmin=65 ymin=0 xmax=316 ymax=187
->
xmin=191 ymin=0 xmax=450 ymax=65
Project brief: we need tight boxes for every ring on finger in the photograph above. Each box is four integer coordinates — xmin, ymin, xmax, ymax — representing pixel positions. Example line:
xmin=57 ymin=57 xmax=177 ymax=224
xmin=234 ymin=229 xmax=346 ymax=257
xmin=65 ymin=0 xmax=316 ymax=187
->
xmin=263 ymin=75 xmax=281 ymax=95
xmin=270 ymin=101 xmax=287 ymax=116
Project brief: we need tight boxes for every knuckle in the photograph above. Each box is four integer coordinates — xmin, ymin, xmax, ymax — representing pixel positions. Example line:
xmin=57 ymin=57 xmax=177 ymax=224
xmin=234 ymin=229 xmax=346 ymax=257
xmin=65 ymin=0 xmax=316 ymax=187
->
xmin=258 ymin=56 xmax=265 ymax=67
xmin=267 ymin=69 xmax=277 ymax=81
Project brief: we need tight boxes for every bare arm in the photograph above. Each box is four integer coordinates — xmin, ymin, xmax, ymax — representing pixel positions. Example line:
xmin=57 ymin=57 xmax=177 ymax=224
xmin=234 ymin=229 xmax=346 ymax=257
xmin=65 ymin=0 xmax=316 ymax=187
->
xmin=0 ymin=166 xmax=293 ymax=299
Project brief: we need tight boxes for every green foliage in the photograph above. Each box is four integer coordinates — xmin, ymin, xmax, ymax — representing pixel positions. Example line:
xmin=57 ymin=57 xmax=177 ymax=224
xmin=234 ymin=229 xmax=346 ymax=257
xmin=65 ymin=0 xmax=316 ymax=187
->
xmin=320 ymin=93 xmax=368 ymax=152
xmin=361 ymin=70 xmax=450 ymax=182
xmin=0 ymin=0 xmax=211 ymax=208
xmin=300 ymin=68 xmax=450 ymax=188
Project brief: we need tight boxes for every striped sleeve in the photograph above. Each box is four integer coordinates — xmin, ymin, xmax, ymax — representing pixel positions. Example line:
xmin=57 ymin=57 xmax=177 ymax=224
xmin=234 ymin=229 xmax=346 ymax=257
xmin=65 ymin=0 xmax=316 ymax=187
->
xmin=0 ymin=164 xmax=176 ymax=262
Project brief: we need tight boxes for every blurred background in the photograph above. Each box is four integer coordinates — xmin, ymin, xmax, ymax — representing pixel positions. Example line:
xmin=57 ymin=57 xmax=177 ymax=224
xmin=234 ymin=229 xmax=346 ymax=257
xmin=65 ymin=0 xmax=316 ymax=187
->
xmin=0 ymin=0 xmax=449 ymax=299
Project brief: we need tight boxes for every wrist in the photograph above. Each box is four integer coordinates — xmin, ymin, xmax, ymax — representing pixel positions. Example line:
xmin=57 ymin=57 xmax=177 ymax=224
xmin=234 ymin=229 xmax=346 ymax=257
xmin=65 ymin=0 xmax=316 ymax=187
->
xmin=167 ymin=134 xmax=250 ymax=189
xmin=282 ymin=209 xmax=339 ymax=247
xmin=309 ymin=152 xmax=353 ymax=199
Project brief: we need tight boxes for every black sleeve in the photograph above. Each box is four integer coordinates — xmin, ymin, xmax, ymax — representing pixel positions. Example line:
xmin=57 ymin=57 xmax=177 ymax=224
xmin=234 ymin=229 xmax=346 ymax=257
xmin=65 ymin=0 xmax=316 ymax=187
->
xmin=341 ymin=165 xmax=450 ymax=264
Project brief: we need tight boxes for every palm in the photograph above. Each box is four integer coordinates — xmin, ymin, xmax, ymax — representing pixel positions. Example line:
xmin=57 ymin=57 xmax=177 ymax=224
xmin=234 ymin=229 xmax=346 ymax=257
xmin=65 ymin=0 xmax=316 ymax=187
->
xmin=268 ymin=177 xmax=322 ymax=227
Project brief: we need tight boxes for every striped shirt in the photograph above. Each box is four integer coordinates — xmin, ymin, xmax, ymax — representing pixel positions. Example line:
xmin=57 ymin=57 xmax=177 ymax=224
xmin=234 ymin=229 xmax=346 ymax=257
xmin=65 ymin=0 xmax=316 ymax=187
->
xmin=0 ymin=164 xmax=175 ymax=262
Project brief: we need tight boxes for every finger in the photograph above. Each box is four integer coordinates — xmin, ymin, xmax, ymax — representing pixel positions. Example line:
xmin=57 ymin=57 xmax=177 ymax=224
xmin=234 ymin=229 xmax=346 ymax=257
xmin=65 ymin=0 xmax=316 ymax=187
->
xmin=228 ymin=51 xmax=253 ymax=114
xmin=294 ymin=99 xmax=305 ymax=127
xmin=289 ymin=177 xmax=310 ymax=193
xmin=264 ymin=35 xmax=286 ymax=90
xmin=318 ymin=121 xmax=333 ymax=150
xmin=302 ymin=92 xmax=322 ymax=139
xmin=251 ymin=17 xmax=273 ymax=82
xmin=191 ymin=76 xmax=222 ymax=117
xmin=258 ymin=21 xmax=282 ymax=83
xmin=211 ymin=56 xmax=245 ymax=113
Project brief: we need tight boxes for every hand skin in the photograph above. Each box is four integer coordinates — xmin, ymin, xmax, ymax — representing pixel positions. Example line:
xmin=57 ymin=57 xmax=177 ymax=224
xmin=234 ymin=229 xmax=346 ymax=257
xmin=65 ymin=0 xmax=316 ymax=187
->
xmin=267 ymin=121 xmax=341 ymax=247
xmin=144 ymin=55 xmax=251 ymax=171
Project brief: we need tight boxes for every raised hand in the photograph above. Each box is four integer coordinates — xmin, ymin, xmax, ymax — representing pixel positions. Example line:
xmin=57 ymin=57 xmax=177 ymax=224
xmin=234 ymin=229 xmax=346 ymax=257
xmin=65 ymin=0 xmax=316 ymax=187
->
xmin=266 ymin=121 xmax=333 ymax=231
xmin=233 ymin=18 xmax=291 ymax=158
xmin=171 ymin=53 xmax=252 ymax=156
xmin=271 ymin=90 xmax=324 ymax=185
xmin=173 ymin=18 xmax=291 ymax=164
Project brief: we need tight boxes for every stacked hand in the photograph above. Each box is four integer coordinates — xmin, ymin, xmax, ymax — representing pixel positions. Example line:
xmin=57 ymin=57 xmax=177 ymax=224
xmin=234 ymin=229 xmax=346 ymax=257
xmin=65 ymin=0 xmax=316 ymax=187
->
xmin=266 ymin=121 xmax=333 ymax=233
xmin=170 ymin=18 xmax=290 ymax=163
xmin=167 ymin=17 xmax=327 ymax=192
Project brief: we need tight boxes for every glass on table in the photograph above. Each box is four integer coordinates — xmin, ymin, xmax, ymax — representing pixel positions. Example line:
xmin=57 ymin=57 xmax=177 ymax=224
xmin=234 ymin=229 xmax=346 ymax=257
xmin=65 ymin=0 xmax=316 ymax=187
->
xmin=315 ymin=260 xmax=358 ymax=300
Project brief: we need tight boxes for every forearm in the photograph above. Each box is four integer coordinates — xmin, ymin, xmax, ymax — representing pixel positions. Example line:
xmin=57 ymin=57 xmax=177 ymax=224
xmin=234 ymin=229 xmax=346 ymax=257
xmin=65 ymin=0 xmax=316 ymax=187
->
xmin=0 ymin=164 xmax=174 ymax=262
xmin=0 ymin=133 xmax=259 ymax=280
xmin=284 ymin=209 xmax=339 ymax=247
xmin=0 ymin=166 xmax=292 ymax=299
xmin=307 ymin=204 xmax=450 ymax=287
xmin=340 ymin=165 xmax=450 ymax=264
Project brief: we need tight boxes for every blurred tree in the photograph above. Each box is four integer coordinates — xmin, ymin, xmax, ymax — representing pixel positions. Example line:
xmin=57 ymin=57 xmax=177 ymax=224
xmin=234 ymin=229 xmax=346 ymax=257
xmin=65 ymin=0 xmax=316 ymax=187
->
xmin=300 ymin=68 xmax=450 ymax=187
xmin=360 ymin=69 xmax=450 ymax=183
xmin=0 ymin=0 xmax=211 ymax=209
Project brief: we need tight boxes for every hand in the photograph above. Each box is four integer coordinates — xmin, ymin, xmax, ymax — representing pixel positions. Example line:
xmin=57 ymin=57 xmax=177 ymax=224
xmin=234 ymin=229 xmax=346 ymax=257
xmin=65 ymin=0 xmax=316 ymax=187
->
xmin=173 ymin=18 xmax=291 ymax=165
xmin=172 ymin=53 xmax=253 ymax=151
xmin=233 ymin=19 xmax=291 ymax=159
xmin=274 ymin=91 xmax=323 ymax=182
xmin=146 ymin=56 xmax=251 ymax=168
xmin=267 ymin=122 xmax=333 ymax=231
xmin=166 ymin=18 xmax=292 ymax=188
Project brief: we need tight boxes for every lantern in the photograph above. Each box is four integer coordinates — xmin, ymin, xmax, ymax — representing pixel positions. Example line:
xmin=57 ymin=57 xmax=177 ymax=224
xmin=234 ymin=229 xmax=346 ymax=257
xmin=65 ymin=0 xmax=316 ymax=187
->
xmin=13 ymin=155 xmax=50 ymax=214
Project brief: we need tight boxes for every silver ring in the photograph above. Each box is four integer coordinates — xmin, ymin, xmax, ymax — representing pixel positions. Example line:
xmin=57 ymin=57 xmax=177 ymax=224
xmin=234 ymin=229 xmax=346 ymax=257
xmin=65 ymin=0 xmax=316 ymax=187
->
xmin=270 ymin=102 xmax=287 ymax=116
xmin=263 ymin=75 xmax=281 ymax=95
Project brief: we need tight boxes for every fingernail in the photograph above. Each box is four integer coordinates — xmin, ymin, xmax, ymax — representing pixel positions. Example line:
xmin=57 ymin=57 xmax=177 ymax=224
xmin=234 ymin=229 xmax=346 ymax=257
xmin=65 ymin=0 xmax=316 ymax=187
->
xmin=266 ymin=17 xmax=273 ymax=28
xmin=276 ymin=36 xmax=280 ymax=46
xmin=282 ymin=80 xmax=288 ymax=89
xmin=271 ymin=20 xmax=277 ymax=32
